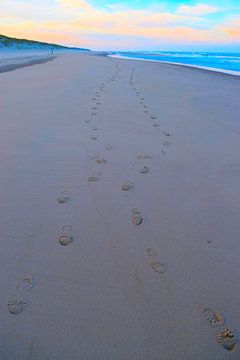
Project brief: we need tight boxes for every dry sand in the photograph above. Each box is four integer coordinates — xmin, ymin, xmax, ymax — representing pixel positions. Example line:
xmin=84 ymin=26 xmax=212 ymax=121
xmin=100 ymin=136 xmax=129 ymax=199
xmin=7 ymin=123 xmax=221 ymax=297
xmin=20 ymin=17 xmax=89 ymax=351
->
xmin=0 ymin=53 xmax=240 ymax=359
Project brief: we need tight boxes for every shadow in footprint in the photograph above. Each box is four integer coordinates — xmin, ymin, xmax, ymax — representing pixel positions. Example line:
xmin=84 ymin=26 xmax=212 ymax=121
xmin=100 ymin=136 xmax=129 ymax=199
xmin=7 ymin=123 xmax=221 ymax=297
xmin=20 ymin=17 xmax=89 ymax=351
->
xmin=57 ymin=194 xmax=70 ymax=204
xmin=150 ymin=261 xmax=166 ymax=274
xmin=139 ymin=166 xmax=149 ymax=174
xmin=88 ymin=176 xmax=98 ymax=182
xmin=96 ymin=157 xmax=106 ymax=164
xmin=91 ymin=135 xmax=98 ymax=140
xmin=122 ymin=182 xmax=134 ymax=192
xmin=8 ymin=297 xmax=27 ymax=315
xmin=201 ymin=306 xmax=224 ymax=327
xmin=131 ymin=208 xmax=144 ymax=226
xmin=58 ymin=225 xmax=73 ymax=246
xmin=217 ymin=328 xmax=237 ymax=352
xmin=163 ymin=131 xmax=171 ymax=137
xmin=147 ymin=248 xmax=158 ymax=257
xmin=21 ymin=277 xmax=33 ymax=291
xmin=137 ymin=154 xmax=151 ymax=160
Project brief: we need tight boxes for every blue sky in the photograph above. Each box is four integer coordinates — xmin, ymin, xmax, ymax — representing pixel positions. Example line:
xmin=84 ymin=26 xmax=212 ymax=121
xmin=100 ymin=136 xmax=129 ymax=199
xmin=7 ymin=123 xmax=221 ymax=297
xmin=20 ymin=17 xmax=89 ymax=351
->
xmin=0 ymin=0 xmax=240 ymax=50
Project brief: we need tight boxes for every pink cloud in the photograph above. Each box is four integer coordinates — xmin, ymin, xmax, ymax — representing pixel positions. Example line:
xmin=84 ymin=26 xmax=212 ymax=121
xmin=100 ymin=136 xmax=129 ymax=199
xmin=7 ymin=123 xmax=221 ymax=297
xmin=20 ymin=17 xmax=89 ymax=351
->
xmin=176 ymin=3 xmax=220 ymax=16
xmin=0 ymin=0 xmax=239 ymax=49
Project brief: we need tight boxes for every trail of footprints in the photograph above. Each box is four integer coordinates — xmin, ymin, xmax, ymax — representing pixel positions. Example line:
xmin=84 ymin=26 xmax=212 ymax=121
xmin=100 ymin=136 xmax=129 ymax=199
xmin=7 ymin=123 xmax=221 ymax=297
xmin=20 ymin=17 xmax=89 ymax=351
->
xmin=8 ymin=276 xmax=33 ymax=315
xmin=201 ymin=306 xmax=237 ymax=352
xmin=130 ymin=68 xmax=237 ymax=352
xmin=129 ymin=68 xmax=172 ymax=157
xmin=7 ymin=61 xmax=238 ymax=355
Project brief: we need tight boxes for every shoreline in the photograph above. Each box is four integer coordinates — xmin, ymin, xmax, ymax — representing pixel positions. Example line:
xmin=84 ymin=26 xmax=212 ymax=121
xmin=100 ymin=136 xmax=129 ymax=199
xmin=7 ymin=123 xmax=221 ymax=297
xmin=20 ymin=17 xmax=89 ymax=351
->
xmin=109 ymin=54 xmax=240 ymax=77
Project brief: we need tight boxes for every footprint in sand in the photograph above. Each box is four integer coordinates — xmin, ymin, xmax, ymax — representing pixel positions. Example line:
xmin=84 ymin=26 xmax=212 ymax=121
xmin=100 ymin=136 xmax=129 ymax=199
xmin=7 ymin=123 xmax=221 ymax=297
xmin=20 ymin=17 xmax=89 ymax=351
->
xmin=143 ymin=110 xmax=148 ymax=113
xmin=91 ymin=113 xmax=97 ymax=116
xmin=92 ymin=107 xmax=98 ymax=110
xmin=92 ymin=127 xmax=98 ymax=131
xmin=201 ymin=306 xmax=225 ymax=327
xmin=161 ymin=150 xmax=167 ymax=156
xmin=21 ymin=276 xmax=33 ymax=291
xmin=91 ymin=135 xmax=98 ymax=140
xmin=96 ymin=157 xmax=106 ymax=164
xmin=8 ymin=297 xmax=27 ymax=315
xmin=88 ymin=176 xmax=98 ymax=182
xmin=137 ymin=154 xmax=151 ymax=160
xmin=105 ymin=144 xmax=113 ymax=150
xmin=92 ymin=97 xmax=97 ymax=100
xmin=216 ymin=328 xmax=237 ymax=352
xmin=96 ymin=102 xmax=101 ymax=105
xmin=84 ymin=119 xmax=90 ymax=123
xmin=163 ymin=141 xmax=171 ymax=147
xmin=150 ymin=261 xmax=166 ymax=274
xmin=122 ymin=182 xmax=134 ymax=192
xmin=88 ymin=173 xmax=101 ymax=182
xmin=153 ymin=123 xmax=160 ymax=128
xmin=57 ymin=193 xmax=70 ymax=204
xmin=147 ymin=248 xmax=158 ymax=257
xmin=58 ymin=225 xmax=73 ymax=246
xmin=140 ymin=97 xmax=144 ymax=100
xmin=131 ymin=208 xmax=144 ymax=226
xmin=139 ymin=166 xmax=149 ymax=174
xmin=163 ymin=131 xmax=171 ymax=137
xmin=150 ymin=116 xmax=156 ymax=120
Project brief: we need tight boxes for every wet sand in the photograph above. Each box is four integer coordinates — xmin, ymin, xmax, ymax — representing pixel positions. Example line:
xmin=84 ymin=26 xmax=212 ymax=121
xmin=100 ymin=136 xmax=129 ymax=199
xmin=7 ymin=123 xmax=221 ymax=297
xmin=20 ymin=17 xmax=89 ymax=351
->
xmin=0 ymin=54 xmax=55 ymax=73
xmin=0 ymin=53 xmax=240 ymax=359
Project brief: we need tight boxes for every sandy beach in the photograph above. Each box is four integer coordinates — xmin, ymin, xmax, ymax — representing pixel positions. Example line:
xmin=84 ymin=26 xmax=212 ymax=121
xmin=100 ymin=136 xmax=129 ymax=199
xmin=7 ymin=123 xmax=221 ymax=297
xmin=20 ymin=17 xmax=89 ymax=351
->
xmin=1 ymin=53 xmax=240 ymax=359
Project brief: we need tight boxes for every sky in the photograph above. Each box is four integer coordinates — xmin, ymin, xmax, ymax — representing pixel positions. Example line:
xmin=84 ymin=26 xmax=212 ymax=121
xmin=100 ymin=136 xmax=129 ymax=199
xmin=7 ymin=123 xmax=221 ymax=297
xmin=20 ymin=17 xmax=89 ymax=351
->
xmin=0 ymin=0 xmax=240 ymax=51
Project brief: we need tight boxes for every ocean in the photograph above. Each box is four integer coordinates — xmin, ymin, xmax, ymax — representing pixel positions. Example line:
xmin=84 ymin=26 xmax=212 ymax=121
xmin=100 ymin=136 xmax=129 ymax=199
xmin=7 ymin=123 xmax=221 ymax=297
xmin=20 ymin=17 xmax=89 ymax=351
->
xmin=111 ymin=51 xmax=240 ymax=75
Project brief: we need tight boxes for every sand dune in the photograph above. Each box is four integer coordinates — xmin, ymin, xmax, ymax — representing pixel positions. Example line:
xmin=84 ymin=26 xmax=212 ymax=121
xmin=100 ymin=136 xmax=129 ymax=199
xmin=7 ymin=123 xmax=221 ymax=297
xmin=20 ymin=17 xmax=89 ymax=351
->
xmin=0 ymin=53 xmax=240 ymax=359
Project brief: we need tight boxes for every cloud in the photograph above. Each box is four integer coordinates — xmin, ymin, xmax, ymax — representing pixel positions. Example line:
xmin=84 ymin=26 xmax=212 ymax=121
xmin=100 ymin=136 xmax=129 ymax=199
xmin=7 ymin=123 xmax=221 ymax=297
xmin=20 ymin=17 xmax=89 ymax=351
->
xmin=59 ymin=0 xmax=92 ymax=10
xmin=0 ymin=0 xmax=239 ymax=50
xmin=219 ymin=17 xmax=240 ymax=38
xmin=176 ymin=3 xmax=220 ymax=16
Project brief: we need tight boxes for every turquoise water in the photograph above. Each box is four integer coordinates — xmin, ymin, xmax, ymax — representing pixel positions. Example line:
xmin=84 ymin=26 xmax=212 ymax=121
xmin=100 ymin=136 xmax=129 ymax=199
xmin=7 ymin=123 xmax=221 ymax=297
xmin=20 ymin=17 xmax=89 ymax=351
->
xmin=114 ymin=51 xmax=240 ymax=74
